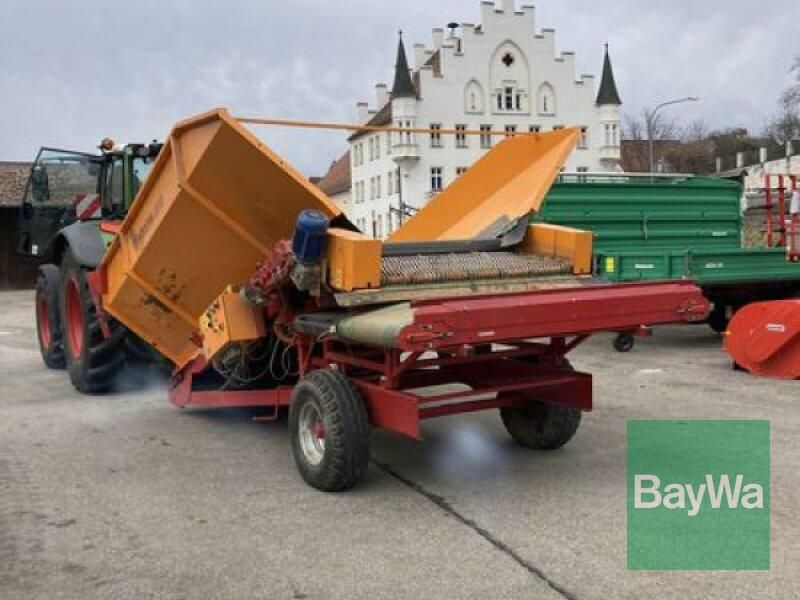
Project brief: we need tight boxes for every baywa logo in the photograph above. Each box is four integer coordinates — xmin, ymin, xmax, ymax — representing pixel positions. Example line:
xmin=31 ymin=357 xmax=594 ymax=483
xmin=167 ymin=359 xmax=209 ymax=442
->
xmin=627 ymin=420 xmax=770 ymax=570
xmin=634 ymin=473 xmax=765 ymax=517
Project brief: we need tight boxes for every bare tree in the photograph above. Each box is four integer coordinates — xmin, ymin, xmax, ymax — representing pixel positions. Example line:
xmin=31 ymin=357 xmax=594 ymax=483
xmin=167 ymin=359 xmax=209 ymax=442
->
xmin=621 ymin=111 xmax=680 ymax=141
xmin=765 ymin=112 xmax=800 ymax=145
xmin=621 ymin=111 xmax=681 ymax=172
xmin=781 ymin=56 xmax=800 ymax=111
xmin=621 ymin=114 xmax=645 ymax=141
xmin=681 ymin=119 xmax=710 ymax=143
xmin=765 ymin=55 xmax=800 ymax=144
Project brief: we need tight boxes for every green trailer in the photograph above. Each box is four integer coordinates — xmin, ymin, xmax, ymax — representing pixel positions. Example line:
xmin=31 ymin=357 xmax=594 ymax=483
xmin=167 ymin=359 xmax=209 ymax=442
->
xmin=536 ymin=173 xmax=800 ymax=345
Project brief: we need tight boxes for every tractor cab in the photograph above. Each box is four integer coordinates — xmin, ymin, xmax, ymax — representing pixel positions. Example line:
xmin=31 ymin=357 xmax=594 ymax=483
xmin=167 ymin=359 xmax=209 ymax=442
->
xmin=16 ymin=140 xmax=161 ymax=260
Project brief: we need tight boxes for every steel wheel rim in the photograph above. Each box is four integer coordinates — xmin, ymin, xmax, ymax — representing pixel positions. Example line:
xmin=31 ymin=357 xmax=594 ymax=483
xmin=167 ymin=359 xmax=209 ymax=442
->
xmin=37 ymin=292 xmax=51 ymax=348
xmin=298 ymin=401 xmax=326 ymax=466
xmin=65 ymin=278 xmax=84 ymax=358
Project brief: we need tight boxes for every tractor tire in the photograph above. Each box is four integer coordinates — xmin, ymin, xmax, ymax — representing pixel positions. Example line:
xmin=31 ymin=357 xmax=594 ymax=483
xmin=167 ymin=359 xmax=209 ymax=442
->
xmin=289 ymin=369 xmax=370 ymax=492
xmin=124 ymin=332 xmax=161 ymax=364
xmin=59 ymin=249 xmax=126 ymax=394
xmin=707 ymin=306 xmax=730 ymax=334
xmin=35 ymin=264 xmax=65 ymax=369
xmin=613 ymin=332 xmax=635 ymax=353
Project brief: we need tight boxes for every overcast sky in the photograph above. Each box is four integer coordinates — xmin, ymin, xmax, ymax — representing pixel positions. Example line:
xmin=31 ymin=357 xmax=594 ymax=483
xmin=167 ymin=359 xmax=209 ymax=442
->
xmin=0 ymin=0 xmax=796 ymax=175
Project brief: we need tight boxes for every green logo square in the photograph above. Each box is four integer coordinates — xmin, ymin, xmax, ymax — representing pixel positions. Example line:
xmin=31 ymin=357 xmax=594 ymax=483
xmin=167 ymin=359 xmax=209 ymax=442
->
xmin=627 ymin=420 xmax=770 ymax=570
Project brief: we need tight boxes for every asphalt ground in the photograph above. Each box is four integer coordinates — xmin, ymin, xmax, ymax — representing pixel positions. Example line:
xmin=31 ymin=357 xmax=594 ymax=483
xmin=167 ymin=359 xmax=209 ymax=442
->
xmin=0 ymin=289 xmax=797 ymax=599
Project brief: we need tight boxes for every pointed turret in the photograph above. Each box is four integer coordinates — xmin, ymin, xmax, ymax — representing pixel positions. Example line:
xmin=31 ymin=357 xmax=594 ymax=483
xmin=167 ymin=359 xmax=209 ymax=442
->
xmin=391 ymin=32 xmax=416 ymax=99
xmin=596 ymin=44 xmax=622 ymax=106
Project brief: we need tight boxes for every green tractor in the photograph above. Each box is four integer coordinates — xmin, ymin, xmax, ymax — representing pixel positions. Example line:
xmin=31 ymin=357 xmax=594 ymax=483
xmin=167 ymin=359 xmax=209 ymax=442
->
xmin=16 ymin=140 xmax=162 ymax=392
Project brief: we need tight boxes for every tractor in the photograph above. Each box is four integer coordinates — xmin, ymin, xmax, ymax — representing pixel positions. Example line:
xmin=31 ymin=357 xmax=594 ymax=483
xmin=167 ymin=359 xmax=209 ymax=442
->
xmin=16 ymin=140 xmax=162 ymax=392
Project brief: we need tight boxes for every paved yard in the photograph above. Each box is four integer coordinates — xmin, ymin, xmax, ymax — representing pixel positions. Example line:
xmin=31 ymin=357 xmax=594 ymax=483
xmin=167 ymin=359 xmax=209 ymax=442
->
xmin=0 ymin=289 xmax=797 ymax=599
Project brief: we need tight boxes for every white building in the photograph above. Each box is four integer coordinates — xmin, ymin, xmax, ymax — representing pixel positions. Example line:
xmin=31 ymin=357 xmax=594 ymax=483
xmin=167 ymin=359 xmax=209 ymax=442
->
xmin=318 ymin=0 xmax=622 ymax=238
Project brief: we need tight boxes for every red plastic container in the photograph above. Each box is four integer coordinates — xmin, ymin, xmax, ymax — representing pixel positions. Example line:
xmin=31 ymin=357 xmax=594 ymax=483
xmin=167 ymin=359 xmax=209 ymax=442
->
xmin=725 ymin=300 xmax=800 ymax=379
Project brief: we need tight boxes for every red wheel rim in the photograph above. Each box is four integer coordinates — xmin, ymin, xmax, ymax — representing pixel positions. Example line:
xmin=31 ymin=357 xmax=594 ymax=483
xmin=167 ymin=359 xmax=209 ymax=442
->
xmin=65 ymin=278 xmax=84 ymax=357
xmin=36 ymin=293 xmax=51 ymax=348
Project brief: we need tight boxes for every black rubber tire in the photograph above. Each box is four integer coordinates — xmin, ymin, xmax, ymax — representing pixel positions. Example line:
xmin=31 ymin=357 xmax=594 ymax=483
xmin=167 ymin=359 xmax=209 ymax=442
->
xmin=707 ymin=306 xmax=730 ymax=334
xmin=124 ymin=332 xmax=161 ymax=364
xmin=613 ymin=332 xmax=635 ymax=353
xmin=289 ymin=369 xmax=370 ymax=492
xmin=59 ymin=249 xmax=126 ymax=394
xmin=500 ymin=400 xmax=582 ymax=450
xmin=35 ymin=264 xmax=65 ymax=369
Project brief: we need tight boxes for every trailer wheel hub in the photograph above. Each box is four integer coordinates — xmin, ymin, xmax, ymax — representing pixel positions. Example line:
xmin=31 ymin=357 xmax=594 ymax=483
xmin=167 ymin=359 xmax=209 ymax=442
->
xmin=65 ymin=278 xmax=84 ymax=358
xmin=298 ymin=403 xmax=326 ymax=465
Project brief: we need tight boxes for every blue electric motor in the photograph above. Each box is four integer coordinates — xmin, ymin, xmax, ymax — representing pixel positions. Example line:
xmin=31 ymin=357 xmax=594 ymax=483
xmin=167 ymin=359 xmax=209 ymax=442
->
xmin=292 ymin=210 xmax=330 ymax=264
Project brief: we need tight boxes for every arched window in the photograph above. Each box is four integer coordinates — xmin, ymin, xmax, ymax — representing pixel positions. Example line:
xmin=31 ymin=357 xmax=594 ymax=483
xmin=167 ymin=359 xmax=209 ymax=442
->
xmin=490 ymin=41 xmax=530 ymax=113
xmin=464 ymin=80 xmax=485 ymax=114
xmin=537 ymin=82 xmax=556 ymax=115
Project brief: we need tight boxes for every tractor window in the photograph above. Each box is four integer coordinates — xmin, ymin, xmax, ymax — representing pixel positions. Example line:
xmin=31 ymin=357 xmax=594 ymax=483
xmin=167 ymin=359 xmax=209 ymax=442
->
xmin=131 ymin=156 xmax=154 ymax=199
xmin=16 ymin=148 xmax=102 ymax=258
xmin=24 ymin=149 xmax=100 ymax=207
xmin=104 ymin=157 xmax=125 ymax=214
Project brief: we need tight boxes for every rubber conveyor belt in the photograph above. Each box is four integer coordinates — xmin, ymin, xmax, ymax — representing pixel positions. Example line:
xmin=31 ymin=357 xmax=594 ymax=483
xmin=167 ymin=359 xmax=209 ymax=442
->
xmin=380 ymin=251 xmax=571 ymax=286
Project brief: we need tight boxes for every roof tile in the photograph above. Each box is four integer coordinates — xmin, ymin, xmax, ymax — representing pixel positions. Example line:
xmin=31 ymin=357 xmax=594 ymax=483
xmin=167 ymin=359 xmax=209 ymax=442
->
xmin=0 ymin=162 xmax=31 ymax=207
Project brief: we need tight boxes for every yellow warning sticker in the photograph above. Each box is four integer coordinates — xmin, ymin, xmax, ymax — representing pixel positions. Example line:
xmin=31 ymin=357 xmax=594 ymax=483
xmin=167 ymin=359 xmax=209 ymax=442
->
xmin=605 ymin=257 xmax=615 ymax=273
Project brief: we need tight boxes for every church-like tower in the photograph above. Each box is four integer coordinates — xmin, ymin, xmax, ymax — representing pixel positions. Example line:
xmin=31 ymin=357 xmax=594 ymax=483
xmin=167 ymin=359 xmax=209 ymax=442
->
xmin=596 ymin=44 xmax=622 ymax=167
xmin=390 ymin=33 xmax=419 ymax=163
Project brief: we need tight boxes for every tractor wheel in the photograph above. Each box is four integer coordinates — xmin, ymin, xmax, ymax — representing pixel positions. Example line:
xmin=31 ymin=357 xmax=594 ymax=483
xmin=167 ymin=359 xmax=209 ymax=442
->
xmin=500 ymin=399 xmax=582 ymax=450
xmin=707 ymin=305 xmax=730 ymax=334
xmin=613 ymin=332 xmax=635 ymax=353
xmin=35 ymin=264 xmax=65 ymax=369
xmin=124 ymin=332 xmax=161 ymax=364
xmin=289 ymin=369 xmax=370 ymax=492
xmin=59 ymin=249 xmax=126 ymax=394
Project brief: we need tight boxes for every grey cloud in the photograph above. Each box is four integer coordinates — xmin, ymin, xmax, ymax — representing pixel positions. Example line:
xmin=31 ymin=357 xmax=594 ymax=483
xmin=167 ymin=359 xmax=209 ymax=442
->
xmin=0 ymin=0 xmax=796 ymax=175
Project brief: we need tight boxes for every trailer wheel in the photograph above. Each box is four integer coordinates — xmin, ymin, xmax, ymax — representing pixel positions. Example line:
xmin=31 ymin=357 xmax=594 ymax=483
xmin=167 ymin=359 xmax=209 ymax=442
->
xmin=500 ymin=389 xmax=581 ymax=451
xmin=613 ymin=332 xmax=635 ymax=353
xmin=59 ymin=249 xmax=126 ymax=394
xmin=289 ymin=369 xmax=370 ymax=492
xmin=35 ymin=265 xmax=65 ymax=369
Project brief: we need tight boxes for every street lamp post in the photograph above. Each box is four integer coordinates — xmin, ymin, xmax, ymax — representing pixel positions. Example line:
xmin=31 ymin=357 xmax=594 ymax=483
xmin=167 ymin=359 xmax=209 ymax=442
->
xmin=646 ymin=96 xmax=700 ymax=173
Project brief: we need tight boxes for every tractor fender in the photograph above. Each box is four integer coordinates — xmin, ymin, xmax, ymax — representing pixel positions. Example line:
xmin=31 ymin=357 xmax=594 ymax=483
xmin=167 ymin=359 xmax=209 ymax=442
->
xmin=54 ymin=221 xmax=105 ymax=268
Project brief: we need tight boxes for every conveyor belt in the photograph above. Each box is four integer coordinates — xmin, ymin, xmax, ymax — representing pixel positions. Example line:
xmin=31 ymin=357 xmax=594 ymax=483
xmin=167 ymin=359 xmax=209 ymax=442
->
xmin=380 ymin=251 xmax=571 ymax=286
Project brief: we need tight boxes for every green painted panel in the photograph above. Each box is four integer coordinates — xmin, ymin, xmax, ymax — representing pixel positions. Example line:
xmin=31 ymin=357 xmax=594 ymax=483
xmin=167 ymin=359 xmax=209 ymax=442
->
xmin=536 ymin=175 xmax=800 ymax=286
xmin=688 ymin=248 xmax=800 ymax=284
xmin=598 ymin=248 xmax=800 ymax=285
xmin=537 ymin=175 xmax=743 ymax=253
xmin=597 ymin=252 xmax=687 ymax=282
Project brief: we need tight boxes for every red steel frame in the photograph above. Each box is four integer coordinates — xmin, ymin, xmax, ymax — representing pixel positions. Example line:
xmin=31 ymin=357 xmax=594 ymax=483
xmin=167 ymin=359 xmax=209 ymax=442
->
xmin=165 ymin=280 xmax=708 ymax=441
xmin=764 ymin=174 xmax=799 ymax=259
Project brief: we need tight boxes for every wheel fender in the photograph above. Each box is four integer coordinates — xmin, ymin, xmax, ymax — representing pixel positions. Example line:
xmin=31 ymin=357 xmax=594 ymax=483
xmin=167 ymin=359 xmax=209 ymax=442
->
xmin=55 ymin=221 xmax=105 ymax=268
